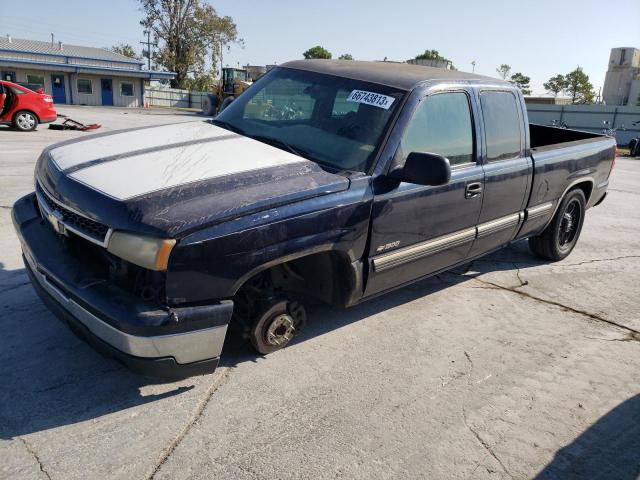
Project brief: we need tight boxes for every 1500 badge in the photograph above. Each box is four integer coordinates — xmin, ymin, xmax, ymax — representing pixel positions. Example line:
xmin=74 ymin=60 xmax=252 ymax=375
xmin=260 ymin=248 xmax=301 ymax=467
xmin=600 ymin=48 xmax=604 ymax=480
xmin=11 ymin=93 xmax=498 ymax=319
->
xmin=376 ymin=241 xmax=400 ymax=253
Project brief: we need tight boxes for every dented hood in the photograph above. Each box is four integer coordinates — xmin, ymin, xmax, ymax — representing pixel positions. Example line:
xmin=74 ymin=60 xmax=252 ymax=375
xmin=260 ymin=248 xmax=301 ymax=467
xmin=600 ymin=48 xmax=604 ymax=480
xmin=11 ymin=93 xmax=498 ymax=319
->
xmin=36 ymin=121 xmax=349 ymax=237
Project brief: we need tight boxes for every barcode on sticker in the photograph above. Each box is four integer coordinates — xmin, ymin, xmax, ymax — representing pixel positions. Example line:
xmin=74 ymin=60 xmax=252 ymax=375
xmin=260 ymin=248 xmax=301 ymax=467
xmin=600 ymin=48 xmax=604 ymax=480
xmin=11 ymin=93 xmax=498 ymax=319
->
xmin=346 ymin=90 xmax=395 ymax=110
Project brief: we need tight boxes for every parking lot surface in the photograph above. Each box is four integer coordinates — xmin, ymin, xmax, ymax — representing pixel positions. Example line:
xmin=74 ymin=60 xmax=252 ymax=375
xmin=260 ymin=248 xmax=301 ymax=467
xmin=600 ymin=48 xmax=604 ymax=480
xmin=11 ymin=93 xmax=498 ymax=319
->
xmin=1 ymin=106 xmax=639 ymax=480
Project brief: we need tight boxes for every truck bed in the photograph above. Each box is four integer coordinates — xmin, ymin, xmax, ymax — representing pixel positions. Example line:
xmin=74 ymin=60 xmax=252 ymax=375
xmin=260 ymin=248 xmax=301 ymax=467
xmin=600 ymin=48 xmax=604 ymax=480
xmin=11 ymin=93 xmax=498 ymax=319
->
xmin=530 ymin=123 xmax=605 ymax=152
xmin=521 ymin=123 xmax=615 ymax=240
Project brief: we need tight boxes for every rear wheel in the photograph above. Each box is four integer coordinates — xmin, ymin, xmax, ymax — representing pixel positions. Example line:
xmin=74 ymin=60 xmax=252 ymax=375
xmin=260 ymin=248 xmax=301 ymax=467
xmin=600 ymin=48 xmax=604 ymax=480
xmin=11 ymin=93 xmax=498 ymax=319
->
xmin=13 ymin=110 xmax=38 ymax=131
xmin=529 ymin=189 xmax=586 ymax=261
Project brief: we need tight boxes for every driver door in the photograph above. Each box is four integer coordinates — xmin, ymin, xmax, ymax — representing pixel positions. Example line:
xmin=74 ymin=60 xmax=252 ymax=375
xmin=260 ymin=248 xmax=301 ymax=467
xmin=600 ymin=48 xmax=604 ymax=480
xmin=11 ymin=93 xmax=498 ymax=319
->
xmin=364 ymin=89 xmax=484 ymax=297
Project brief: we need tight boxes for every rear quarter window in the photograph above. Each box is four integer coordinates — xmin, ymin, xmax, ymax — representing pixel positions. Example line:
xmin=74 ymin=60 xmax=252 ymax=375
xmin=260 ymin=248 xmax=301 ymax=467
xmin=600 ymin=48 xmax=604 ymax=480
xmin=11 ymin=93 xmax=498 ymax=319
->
xmin=479 ymin=91 xmax=522 ymax=161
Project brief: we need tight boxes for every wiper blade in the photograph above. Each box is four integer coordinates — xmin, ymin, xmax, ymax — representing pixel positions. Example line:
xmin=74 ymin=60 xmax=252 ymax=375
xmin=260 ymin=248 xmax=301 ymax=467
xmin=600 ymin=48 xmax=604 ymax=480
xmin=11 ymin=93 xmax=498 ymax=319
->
xmin=249 ymin=134 xmax=310 ymax=159
xmin=211 ymin=119 xmax=245 ymax=135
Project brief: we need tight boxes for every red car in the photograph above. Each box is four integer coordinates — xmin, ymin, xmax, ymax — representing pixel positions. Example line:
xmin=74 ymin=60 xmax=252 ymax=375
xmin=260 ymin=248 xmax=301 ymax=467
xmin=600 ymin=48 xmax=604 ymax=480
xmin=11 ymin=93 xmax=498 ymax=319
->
xmin=0 ymin=80 xmax=57 ymax=131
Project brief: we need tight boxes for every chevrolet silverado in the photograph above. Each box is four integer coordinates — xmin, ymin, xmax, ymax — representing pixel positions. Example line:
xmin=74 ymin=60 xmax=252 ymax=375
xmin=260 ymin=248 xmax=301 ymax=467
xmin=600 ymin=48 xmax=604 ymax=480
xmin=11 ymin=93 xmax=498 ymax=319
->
xmin=13 ymin=60 xmax=615 ymax=377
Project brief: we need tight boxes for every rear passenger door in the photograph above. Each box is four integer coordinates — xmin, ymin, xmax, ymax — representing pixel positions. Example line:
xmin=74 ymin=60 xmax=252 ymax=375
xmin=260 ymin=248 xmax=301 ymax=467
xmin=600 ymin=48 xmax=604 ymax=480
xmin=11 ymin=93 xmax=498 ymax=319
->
xmin=365 ymin=89 xmax=484 ymax=297
xmin=468 ymin=89 xmax=532 ymax=258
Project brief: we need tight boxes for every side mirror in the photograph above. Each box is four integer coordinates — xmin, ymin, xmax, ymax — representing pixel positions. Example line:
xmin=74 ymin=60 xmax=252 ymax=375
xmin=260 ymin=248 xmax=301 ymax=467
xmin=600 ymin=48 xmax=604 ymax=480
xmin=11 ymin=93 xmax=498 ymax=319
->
xmin=37 ymin=87 xmax=43 ymax=94
xmin=389 ymin=152 xmax=451 ymax=186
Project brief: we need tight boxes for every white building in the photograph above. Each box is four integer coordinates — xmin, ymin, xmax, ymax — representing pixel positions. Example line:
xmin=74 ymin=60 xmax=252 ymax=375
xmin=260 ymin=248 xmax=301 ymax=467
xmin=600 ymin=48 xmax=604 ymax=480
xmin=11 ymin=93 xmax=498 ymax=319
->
xmin=603 ymin=47 xmax=640 ymax=106
xmin=0 ymin=36 xmax=175 ymax=107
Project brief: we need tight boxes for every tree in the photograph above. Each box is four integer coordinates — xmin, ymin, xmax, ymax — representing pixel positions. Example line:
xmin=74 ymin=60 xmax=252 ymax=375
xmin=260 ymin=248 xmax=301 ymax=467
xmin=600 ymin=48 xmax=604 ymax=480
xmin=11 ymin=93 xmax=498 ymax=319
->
xmin=510 ymin=72 xmax=531 ymax=95
xmin=496 ymin=64 xmax=511 ymax=80
xmin=413 ymin=49 xmax=454 ymax=69
xmin=139 ymin=0 xmax=242 ymax=88
xmin=112 ymin=43 xmax=139 ymax=59
xmin=543 ymin=74 xmax=567 ymax=97
xmin=338 ymin=53 xmax=353 ymax=60
xmin=565 ymin=67 xmax=594 ymax=104
xmin=303 ymin=46 xmax=332 ymax=59
xmin=183 ymin=71 xmax=216 ymax=91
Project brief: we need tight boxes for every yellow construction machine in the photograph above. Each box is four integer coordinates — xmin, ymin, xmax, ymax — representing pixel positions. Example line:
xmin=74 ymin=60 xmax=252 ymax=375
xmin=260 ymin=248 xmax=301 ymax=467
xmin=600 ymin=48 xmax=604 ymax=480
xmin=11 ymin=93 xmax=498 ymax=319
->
xmin=203 ymin=67 xmax=252 ymax=115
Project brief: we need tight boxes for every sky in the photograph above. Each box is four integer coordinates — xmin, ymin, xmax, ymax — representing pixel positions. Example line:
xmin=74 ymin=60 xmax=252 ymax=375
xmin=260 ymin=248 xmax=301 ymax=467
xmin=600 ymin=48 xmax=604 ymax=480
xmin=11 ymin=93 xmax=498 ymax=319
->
xmin=1 ymin=0 xmax=639 ymax=95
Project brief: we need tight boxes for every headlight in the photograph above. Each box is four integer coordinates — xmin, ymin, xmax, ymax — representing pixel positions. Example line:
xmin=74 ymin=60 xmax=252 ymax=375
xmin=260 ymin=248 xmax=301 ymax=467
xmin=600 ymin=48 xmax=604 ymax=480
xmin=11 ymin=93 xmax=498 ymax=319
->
xmin=107 ymin=232 xmax=176 ymax=271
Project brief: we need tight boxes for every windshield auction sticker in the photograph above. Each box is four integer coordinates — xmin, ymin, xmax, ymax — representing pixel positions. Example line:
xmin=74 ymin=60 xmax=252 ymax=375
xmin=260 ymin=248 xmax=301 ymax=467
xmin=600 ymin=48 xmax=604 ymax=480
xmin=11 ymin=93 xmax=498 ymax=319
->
xmin=346 ymin=90 xmax=395 ymax=110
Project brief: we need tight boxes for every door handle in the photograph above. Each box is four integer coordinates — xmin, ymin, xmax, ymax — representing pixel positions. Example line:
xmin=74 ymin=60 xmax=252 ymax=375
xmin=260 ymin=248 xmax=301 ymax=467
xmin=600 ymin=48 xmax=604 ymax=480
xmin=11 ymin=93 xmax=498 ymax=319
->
xmin=465 ymin=182 xmax=483 ymax=199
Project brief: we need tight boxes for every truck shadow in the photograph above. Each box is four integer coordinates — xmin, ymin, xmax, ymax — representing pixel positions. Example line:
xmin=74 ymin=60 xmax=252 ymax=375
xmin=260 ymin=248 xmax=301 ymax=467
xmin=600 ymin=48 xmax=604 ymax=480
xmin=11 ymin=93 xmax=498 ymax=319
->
xmin=0 ymin=241 xmax=539 ymax=439
xmin=535 ymin=394 xmax=640 ymax=480
xmin=0 ymin=261 xmax=195 ymax=440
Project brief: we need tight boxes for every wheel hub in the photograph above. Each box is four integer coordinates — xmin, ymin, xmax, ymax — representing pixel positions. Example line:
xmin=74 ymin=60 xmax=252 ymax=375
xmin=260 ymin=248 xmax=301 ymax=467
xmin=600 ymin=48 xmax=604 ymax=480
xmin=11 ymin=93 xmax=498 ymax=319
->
xmin=562 ymin=212 xmax=573 ymax=232
xmin=558 ymin=199 xmax=580 ymax=247
xmin=17 ymin=114 xmax=35 ymax=129
xmin=265 ymin=314 xmax=295 ymax=347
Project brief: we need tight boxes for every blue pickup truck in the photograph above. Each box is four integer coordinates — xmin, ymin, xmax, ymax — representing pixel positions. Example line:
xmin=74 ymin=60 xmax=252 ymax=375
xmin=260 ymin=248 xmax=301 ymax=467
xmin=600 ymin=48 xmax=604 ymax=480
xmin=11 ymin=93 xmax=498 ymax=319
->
xmin=13 ymin=60 xmax=615 ymax=377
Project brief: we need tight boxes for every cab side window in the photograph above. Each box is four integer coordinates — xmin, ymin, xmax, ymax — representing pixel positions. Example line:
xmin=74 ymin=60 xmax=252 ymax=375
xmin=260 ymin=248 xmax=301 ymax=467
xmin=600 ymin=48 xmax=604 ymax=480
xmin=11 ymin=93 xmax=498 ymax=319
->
xmin=401 ymin=92 xmax=474 ymax=166
xmin=479 ymin=91 xmax=522 ymax=161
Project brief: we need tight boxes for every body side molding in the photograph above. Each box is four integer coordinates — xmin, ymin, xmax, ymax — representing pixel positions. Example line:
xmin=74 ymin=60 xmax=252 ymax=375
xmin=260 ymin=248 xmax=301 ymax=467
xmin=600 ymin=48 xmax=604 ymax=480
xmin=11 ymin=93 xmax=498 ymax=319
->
xmin=373 ymin=227 xmax=476 ymax=272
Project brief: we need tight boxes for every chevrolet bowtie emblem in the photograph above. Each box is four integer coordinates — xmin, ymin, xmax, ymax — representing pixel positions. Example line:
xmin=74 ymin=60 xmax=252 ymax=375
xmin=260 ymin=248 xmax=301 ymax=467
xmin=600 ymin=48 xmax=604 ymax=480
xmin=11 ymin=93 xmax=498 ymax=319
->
xmin=48 ymin=210 xmax=68 ymax=236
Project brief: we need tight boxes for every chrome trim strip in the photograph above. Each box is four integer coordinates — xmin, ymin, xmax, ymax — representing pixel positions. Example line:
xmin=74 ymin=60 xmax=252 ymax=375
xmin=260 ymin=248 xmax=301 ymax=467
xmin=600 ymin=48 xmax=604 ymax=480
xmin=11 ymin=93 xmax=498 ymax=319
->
xmin=526 ymin=202 xmax=553 ymax=220
xmin=477 ymin=213 xmax=522 ymax=238
xmin=373 ymin=227 xmax=476 ymax=272
xmin=36 ymin=179 xmax=113 ymax=248
xmin=24 ymin=252 xmax=226 ymax=364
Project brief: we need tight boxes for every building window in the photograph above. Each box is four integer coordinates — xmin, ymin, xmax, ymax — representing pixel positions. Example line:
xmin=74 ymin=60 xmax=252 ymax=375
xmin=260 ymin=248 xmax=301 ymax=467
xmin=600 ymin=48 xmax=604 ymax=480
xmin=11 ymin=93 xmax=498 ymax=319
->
xmin=26 ymin=74 xmax=45 ymax=87
xmin=77 ymin=78 xmax=93 ymax=94
xmin=120 ymin=82 xmax=134 ymax=97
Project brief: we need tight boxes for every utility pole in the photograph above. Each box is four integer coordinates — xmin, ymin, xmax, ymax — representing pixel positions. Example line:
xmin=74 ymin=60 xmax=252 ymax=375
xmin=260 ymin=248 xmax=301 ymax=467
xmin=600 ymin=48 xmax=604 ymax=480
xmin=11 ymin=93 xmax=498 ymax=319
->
xmin=471 ymin=60 xmax=476 ymax=73
xmin=140 ymin=30 xmax=158 ymax=70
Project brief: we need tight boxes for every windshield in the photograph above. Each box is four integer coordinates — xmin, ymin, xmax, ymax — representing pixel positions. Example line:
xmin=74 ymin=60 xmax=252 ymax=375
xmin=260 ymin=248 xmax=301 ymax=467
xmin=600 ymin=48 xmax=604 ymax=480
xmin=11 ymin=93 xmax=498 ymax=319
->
xmin=215 ymin=67 xmax=406 ymax=173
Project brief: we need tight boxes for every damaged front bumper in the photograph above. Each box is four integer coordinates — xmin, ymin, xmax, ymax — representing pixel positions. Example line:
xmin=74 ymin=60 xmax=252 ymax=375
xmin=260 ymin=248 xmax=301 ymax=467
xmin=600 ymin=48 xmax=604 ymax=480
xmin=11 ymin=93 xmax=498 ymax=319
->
xmin=12 ymin=193 xmax=233 ymax=378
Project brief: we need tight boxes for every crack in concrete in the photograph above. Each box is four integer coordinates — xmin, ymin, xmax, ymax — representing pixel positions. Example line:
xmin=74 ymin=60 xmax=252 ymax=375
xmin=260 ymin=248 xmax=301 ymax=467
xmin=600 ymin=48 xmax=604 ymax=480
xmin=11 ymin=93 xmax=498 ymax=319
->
xmin=462 ymin=406 xmax=514 ymax=479
xmin=585 ymin=332 xmax=640 ymax=343
xmin=608 ymin=188 xmax=640 ymax=196
xmin=0 ymin=281 xmax=31 ymax=296
xmin=513 ymin=263 xmax=528 ymax=288
xmin=462 ymin=274 xmax=640 ymax=337
xmin=145 ymin=367 xmax=234 ymax=480
xmin=561 ymin=255 xmax=640 ymax=267
xmin=19 ymin=437 xmax=52 ymax=480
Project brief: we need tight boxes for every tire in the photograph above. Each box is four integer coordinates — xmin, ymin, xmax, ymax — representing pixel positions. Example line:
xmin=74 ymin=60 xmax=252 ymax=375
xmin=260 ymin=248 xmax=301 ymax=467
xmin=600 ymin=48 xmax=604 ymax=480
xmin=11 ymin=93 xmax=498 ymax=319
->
xmin=202 ymin=93 xmax=218 ymax=116
xmin=218 ymin=96 xmax=235 ymax=114
xmin=529 ymin=188 xmax=586 ymax=261
xmin=13 ymin=110 xmax=38 ymax=131
xmin=249 ymin=299 xmax=306 ymax=355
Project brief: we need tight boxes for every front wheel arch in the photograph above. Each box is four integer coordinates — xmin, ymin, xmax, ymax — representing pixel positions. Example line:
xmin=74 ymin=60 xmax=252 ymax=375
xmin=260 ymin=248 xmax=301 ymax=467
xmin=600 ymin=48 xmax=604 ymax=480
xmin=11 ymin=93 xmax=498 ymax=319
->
xmin=232 ymin=249 xmax=360 ymax=307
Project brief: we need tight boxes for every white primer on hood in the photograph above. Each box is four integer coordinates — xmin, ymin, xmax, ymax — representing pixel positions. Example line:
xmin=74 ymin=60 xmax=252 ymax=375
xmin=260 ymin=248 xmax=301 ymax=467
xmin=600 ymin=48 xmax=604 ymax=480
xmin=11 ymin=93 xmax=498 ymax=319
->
xmin=65 ymin=124 xmax=308 ymax=200
xmin=50 ymin=121 xmax=228 ymax=171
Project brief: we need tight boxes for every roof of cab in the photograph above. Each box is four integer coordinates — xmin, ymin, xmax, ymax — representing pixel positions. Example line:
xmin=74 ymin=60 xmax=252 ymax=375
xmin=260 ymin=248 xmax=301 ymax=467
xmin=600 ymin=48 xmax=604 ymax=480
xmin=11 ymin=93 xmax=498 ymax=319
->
xmin=280 ymin=59 xmax=507 ymax=90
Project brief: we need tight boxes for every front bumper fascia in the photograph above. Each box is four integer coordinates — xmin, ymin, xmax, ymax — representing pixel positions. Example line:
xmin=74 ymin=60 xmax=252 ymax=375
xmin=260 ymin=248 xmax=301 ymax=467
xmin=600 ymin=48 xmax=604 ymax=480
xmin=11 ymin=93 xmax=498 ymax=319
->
xmin=12 ymin=193 xmax=233 ymax=378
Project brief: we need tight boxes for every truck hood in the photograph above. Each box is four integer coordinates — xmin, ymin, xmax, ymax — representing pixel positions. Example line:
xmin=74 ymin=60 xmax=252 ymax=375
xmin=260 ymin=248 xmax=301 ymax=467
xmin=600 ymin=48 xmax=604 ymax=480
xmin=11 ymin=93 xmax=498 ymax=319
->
xmin=36 ymin=121 xmax=350 ymax=237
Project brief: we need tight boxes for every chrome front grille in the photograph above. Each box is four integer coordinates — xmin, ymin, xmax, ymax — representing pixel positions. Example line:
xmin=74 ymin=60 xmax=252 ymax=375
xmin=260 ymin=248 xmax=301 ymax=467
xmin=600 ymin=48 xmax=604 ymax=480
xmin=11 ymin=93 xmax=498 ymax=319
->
xmin=36 ymin=181 xmax=111 ymax=247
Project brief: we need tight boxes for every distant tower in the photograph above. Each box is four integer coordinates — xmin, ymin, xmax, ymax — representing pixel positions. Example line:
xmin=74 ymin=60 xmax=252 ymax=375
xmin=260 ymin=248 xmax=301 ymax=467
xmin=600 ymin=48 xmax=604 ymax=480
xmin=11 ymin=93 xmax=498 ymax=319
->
xmin=602 ymin=47 xmax=640 ymax=106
